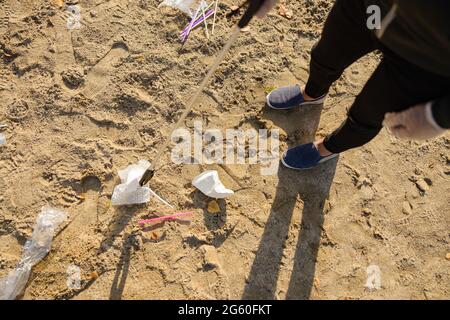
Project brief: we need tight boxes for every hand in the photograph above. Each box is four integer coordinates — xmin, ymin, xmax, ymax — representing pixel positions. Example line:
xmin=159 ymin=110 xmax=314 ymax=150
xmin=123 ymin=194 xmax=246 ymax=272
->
xmin=382 ymin=103 xmax=445 ymax=140
xmin=255 ymin=0 xmax=278 ymax=18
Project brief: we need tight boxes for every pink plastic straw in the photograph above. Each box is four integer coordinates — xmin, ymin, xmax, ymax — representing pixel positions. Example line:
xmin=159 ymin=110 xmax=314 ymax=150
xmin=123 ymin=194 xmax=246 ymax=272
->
xmin=138 ymin=211 xmax=194 ymax=225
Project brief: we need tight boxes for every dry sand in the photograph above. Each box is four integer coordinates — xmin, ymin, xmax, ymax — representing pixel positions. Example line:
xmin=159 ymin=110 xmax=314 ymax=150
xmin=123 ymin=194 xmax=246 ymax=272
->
xmin=0 ymin=0 xmax=449 ymax=300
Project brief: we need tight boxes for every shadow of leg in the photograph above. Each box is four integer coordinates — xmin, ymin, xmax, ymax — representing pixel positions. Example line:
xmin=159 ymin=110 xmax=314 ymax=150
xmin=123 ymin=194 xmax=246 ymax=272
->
xmin=242 ymin=160 xmax=336 ymax=299
xmin=99 ymin=204 xmax=145 ymax=252
xmin=242 ymin=187 xmax=297 ymax=299
xmin=109 ymin=234 xmax=133 ymax=300
xmin=243 ymin=97 xmax=334 ymax=299
xmin=286 ymin=162 xmax=336 ymax=299
xmin=189 ymin=189 xmax=228 ymax=231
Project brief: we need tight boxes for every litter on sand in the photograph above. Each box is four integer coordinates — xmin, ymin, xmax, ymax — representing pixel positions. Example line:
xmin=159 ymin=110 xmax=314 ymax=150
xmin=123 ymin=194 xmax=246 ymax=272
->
xmin=159 ymin=0 xmax=220 ymax=44
xmin=211 ymin=0 xmax=219 ymax=34
xmin=182 ymin=2 xmax=202 ymax=44
xmin=0 ymin=207 xmax=67 ymax=300
xmin=111 ymin=160 xmax=173 ymax=207
xmin=180 ymin=8 xmax=214 ymax=39
xmin=0 ymin=123 xmax=5 ymax=146
xmin=158 ymin=0 xmax=198 ymax=17
xmin=192 ymin=170 xmax=234 ymax=199
xmin=181 ymin=0 xmax=218 ymax=44
xmin=138 ymin=211 xmax=194 ymax=225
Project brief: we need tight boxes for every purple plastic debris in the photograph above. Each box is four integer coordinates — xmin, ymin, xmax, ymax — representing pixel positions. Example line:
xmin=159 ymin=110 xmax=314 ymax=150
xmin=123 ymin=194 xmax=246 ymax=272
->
xmin=180 ymin=9 xmax=215 ymax=39
xmin=181 ymin=5 xmax=202 ymax=45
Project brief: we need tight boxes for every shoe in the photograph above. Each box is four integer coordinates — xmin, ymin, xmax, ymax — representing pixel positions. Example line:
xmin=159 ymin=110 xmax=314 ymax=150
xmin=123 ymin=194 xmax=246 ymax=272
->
xmin=281 ymin=142 xmax=338 ymax=170
xmin=266 ymin=85 xmax=326 ymax=110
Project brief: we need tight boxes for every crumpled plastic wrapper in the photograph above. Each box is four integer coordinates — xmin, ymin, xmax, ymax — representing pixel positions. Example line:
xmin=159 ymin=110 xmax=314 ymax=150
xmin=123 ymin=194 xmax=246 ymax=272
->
xmin=0 ymin=133 xmax=5 ymax=146
xmin=111 ymin=160 xmax=153 ymax=206
xmin=0 ymin=207 xmax=67 ymax=300
xmin=111 ymin=160 xmax=173 ymax=208
xmin=158 ymin=0 xmax=198 ymax=17
xmin=192 ymin=170 xmax=234 ymax=199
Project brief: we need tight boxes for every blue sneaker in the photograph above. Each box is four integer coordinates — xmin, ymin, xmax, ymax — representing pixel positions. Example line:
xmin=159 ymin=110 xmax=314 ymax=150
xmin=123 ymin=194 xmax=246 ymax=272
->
xmin=281 ymin=143 xmax=338 ymax=170
xmin=266 ymin=85 xmax=326 ymax=110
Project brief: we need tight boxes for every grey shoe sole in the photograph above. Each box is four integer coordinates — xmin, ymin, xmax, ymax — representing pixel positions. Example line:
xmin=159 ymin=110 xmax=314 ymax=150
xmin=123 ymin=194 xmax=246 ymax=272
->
xmin=280 ymin=152 xmax=339 ymax=170
xmin=266 ymin=91 xmax=326 ymax=110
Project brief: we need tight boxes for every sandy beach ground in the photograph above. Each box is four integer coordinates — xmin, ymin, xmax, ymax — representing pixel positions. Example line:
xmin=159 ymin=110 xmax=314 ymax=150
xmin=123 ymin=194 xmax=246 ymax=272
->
xmin=0 ymin=0 xmax=449 ymax=299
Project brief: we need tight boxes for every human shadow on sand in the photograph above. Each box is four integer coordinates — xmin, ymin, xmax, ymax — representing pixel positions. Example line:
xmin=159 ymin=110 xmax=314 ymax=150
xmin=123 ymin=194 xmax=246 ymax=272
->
xmin=99 ymin=205 xmax=142 ymax=300
xmin=109 ymin=233 xmax=135 ymax=300
xmin=242 ymin=104 xmax=338 ymax=299
xmin=99 ymin=204 xmax=145 ymax=252
xmin=189 ymin=189 xmax=227 ymax=232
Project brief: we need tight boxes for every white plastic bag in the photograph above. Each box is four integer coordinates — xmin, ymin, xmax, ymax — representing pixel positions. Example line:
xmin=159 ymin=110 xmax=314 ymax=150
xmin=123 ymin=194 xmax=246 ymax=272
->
xmin=111 ymin=160 xmax=153 ymax=206
xmin=192 ymin=170 xmax=234 ymax=199
xmin=111 ymin=160 xmax=173 ymax=208
xmin=0 ymin=207 xmax=67 ymax=300
xmin=158 ymin=0 xmax=198 ymax=17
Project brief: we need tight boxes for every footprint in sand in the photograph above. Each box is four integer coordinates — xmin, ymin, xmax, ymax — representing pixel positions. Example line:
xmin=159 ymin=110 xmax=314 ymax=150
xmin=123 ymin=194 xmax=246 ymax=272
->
xmin=6 ymin=99 xmax=30 ymax=121
xmin=0 ymin=64 xmax=10 ymax=91
xmin=49 ymin=175 xmax=103 ymax=252
xmin=0 ymin=2 xmax=11 ymax=36
xmin=82 ymin=42 xmax=129 ymax=99
xmin=78 ymin=175 xmax=102 ymax=226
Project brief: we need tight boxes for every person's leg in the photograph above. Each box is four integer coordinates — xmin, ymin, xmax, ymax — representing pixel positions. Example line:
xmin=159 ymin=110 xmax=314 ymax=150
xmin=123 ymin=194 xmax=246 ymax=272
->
xmin=305 ymin=0 xmax=380 ymax=98
xmin=267 ymin=0 xmax=379 ymax=110
xmin=322 ymin=51 xmax=450 ymax=153
xmin=281 ymin=52 xmax=449 ymax=170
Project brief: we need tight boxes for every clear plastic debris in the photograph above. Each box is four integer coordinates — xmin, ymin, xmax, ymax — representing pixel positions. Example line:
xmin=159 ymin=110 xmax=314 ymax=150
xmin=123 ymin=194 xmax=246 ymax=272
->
xmin=0 ymin=207 xmax=67 ymax=300
xmin=111 ymin=160 xmax=173 ymax=208
xmin=158 ymin=0 xmax=198 ymax=17
xmin=0 ymin=133 xmax=5 ymax=146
